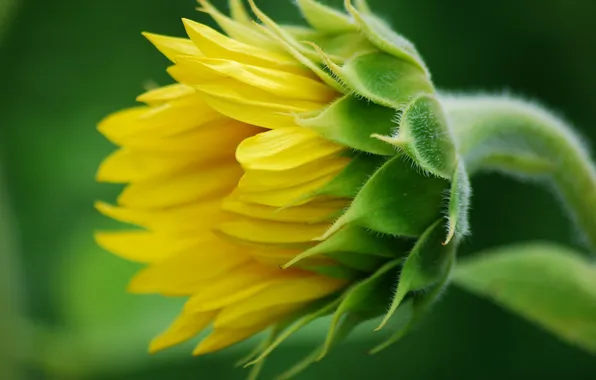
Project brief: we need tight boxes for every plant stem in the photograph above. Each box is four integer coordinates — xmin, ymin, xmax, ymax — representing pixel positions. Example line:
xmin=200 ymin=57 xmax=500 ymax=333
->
xmin=441 ymin=94 xmax=596 ymax=253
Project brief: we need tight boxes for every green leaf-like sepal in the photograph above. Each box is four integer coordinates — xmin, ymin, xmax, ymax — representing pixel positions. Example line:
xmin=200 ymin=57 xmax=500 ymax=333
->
xmin=318 ymin=51 xmax=434 ymax=109
xmin=249 ymin=0 xmax=374 ymax=73
xmin=229 ymin=0 xmax=252 ymax=25
xmin=201 ymin=1 xmax=283 ymax=52
xmin=295 ymin=0 xmax=357 ymax=34
xmin=321 ymin=260 xmax=402 ymax=358
xmin=297 ymin=95 xmax=397 ymax=155
xmin=274 ymin=345 xmax=325 ymax=380
xmin=444 ymin=162 xmax=471 ymax=244
xmin=298 ymin=263 xmax=364 ymax=280
xmin=376 ymin=219 xmax=456 ymax=330
xmin=246 ymin=296 xmax=341 ymax=367
xmin=324 ymin=156 xmax=447 ymax=238
xmin=284 ymin=224 xmax=411 ymax=271
xmin=374 ymin=94 xmax=458 ymax=179
xmin=290 ymin=224 xmax=409 ymax=263
xmin=314 ymin=153 xmax=387 ymax=198
xmin=344 ymin=0 xmax=429 ymax=74
xmin=370 ymin=257 xmax=452 ymax=353
xmin=247 ymin=1 xmax=345 ymax=92
xmin=305 ymin=33 xmax=376 ymax=63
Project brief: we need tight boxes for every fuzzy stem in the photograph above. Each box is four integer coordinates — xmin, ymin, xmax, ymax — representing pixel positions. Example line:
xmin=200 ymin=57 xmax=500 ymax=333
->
xmin=441 ymin=94 xmax=596 ymax=253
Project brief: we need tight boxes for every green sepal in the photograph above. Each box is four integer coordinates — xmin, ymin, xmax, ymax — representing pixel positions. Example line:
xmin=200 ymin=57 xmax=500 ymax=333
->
xmin=318 ymin=311 xmax=375 ymax=361
xmin=245 ymin=295 xmax=342 ymax=367
xmin=274 ymin=345 xmax=325 ymax=380
xmin=280 ymin=25 xmax=320 ymax=40
xmin=370 ymin=243 xmax=454 ymax=353
xmin=240 ymin=329 xmax=279 ymax=380
xmin=344 ymin=0 xmax=429 ymax=74
xmin=315 ymin=153 xmax=387 ymax=198
xmin=275 ymin=282 xmax=385 ymax=379
xmin=297 ymin=95 xmax=397 ymax=155
xmin=302 ymin=32 xmax=376 ymax=64
xmin=248 ymin=4 xmax=345 ymax=93
xmin=354 ymin=0 xmax=372 ymax=13
xmin=368 ymin=298 xmax=415 ymax=354
xmin=319 ymin=51 xmax=434 ymax=109
xmin=374 ymin=94 xmax=458 ymax=179
xmin=299 ymin=262 xmax=364 ymax=280
xmin=282 ymin=25 xmax=375 ymax=64
xmin=252 ymin=1 xmax=372 ymax=70
xmin=376 ymin=219 xmax=456 ymax=330
xmin=323 ymin=156 xmax=447 ymax=238
xmin=295 ymin=0 xmax=357 ymax=34
xmin=324 ymin=251 xmax=385 ymax=272
xmin=229 ymin=0 xmax=252 ymax=25
xmin=321 ymin=260 xmax=402 ymax=358
xmin=369 ymin=252 xmax=454 ymax=354
xmin=444 ymin=162 xmax=471 ymax=244
xmin=236 ymin=328 xmax=278 ymax=368
xmin=284 ymin=224 xmax=410 ymax=271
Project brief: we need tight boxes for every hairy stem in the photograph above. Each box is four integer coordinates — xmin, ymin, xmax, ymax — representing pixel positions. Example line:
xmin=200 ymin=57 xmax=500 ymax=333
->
xmin=441 ymin=94 xmax=596 ymax=253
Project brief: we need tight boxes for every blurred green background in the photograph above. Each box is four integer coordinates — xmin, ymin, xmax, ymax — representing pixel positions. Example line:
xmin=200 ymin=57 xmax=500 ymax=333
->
xmin=1 ymin=0 xmax=596 ymax=379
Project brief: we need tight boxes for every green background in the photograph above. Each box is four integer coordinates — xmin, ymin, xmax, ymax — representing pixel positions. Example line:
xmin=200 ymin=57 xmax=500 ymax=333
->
xmin=1 ymin=0 xmax=596 ymax=379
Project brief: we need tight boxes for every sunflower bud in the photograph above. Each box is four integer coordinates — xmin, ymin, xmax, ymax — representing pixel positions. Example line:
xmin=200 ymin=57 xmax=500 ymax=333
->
xmin=95 ymin=0 xmax=471 ymax=378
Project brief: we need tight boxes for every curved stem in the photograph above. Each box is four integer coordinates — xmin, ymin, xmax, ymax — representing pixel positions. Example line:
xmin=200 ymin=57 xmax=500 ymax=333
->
xmin=441 ymin=94 xmax=596 ymax=253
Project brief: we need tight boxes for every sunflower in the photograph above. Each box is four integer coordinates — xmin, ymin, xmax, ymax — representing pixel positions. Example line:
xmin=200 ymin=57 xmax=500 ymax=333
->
xmin=96 ymin=0 xmax=463 ymax=375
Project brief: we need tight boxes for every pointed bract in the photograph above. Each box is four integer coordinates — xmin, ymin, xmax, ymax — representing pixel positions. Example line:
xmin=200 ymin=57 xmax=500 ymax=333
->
xmin=376 ymin=220 xmax=456 ymax=330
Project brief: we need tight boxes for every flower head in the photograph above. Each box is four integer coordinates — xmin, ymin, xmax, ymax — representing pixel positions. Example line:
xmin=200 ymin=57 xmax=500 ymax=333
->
xmin=96 ymin=0 xmax=469 ymax=377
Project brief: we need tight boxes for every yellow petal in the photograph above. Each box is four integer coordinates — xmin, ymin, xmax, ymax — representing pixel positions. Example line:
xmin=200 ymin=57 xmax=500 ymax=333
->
xmin=181 ymin=18 xmax=307 ymax=75
xmin=97 ymin=107 xmax=147 ymax=144
xmin=118 ymin=118 xmax=261 ymax=155
xmin=97 ymin=95 xmax=224 ymax=145
xmin=198 ymin=0 xmax=281 ymax=51
xmin=142 ymin=32 xmax=202 ymax=62
xmin=236 ymin=127 xmax=344 ymax=171
xmin=136 ymin=83 xmax=196 ymax=105
xmin=199 ymin=93 xmax=308 ymax=130
xmin=168 ymin=66 xmax=321 ymax=129
xmin=95 ymin=230 xmax=206 ymax=263
xmin=216 ymin=218 xmax=328 ymax=246
xmin=96 ymin=148 xmax=202 ymax=183
xmin=193 ymin=324 xmax=270 ymax=356
xmin=95 ymin=199 xmax=226 ymax=234
xmin=97 ymin=118 xmax=261 ymax=183
xmin=174 ymin=55 xmax=336 ymax=102
xmin=128 ymin=238 xmax=250 ymax=295
xmin=248 ymin=247 xmax=307 ymax=266
xmin=117 ymin=161 xmax=242 ymax=208
xmin=214 ymin=275 xmax=344 ymax=327
xmin=215 ymin=303 xmax=304 ymax=329
xmin=248 ymin=249 xmax=335 ymax=268
xmin=222 ymin=196 xmax=344 ymax=224
xmin=149 ymin=310 xmax=217 ymax=353
xmin=235 ymin=173 xmax=336 ymax=208
xmin=246 ymin=7 xmax=346 ymax=93
xmin=237 ymin=155 xmax=349 ymax=192
xmin=184 ymin=263 xmax=282 ymax=313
